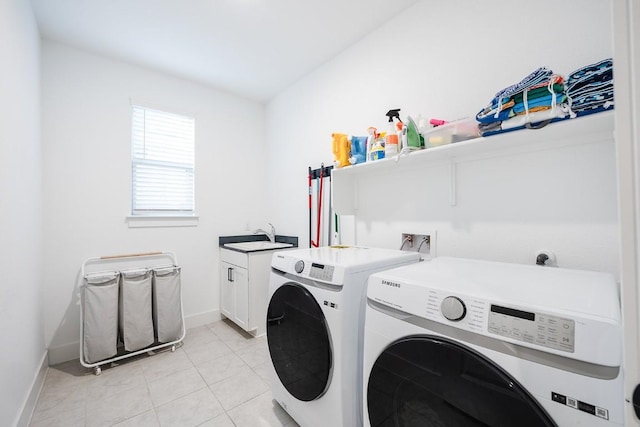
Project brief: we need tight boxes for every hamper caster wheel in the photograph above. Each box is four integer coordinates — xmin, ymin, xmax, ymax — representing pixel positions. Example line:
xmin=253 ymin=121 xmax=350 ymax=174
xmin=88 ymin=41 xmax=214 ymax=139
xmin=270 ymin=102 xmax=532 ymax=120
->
xmin=94 ymin=366 xmax=101 ymax=376
xmin=171 ymin=345 xmax=176 ymax=352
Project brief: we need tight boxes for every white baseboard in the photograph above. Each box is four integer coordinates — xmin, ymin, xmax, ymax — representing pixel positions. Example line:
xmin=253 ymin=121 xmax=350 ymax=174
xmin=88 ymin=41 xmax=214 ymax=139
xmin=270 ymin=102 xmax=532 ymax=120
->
xmin=47 ymin=309 xmax=222 ymax=365
xmin=185 ymin=309 xmax=221 ymax=329
xmin=16 ymin=350 xmax=48 ymax=427
xmin=47 ymin=341 xmax=79 ymax=366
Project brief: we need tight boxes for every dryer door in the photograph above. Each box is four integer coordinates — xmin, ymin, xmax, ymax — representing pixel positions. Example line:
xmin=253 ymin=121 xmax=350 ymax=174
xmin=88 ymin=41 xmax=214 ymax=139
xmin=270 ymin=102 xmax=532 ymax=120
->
xmin=267 ymin=283 xmax=332 ymax=402
xmin=367 ymin=336 xmax=556 ymax=427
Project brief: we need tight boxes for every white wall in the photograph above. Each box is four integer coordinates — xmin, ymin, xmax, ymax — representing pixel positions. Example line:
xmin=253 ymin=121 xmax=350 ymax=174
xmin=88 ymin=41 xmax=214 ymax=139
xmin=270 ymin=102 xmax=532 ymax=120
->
xmin=0 ymin=0 xmax=45 ymax=424
xmin=41 ymin=41 xmax=268 ymax=363
xmin=266 ymin=0 xmax=619 ymax=275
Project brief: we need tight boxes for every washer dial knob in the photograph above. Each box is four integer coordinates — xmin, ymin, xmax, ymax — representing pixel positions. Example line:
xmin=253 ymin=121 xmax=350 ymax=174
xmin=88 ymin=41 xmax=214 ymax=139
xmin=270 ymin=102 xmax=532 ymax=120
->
xmin=441 ymin=296 xmax=466 ymax=321
xmin=294 ymin=260 xmax=305 ymax=274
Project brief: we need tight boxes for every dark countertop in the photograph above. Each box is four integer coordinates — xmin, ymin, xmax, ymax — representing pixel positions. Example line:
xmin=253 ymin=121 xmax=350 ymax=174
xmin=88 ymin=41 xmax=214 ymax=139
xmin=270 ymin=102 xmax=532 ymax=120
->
xmin=219 ymin=234 xmax=298 ymax=253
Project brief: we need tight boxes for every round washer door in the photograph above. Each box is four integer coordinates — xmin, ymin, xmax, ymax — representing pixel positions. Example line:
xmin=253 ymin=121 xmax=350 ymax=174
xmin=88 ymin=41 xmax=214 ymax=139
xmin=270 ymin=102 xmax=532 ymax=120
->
xmin=367 ymin=336 xmax=556 ymax=427
xmin=267 ymin=283 xmax=332 ymax=402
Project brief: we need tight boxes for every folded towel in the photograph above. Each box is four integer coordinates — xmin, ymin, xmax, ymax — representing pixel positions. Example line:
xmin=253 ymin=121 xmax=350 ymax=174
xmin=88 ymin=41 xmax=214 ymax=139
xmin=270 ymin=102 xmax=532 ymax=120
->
xmin=512 ymin=93 xmax=568 ymax=114
xmin=476 ymin=76 xmax=563 ymax=124
xmin=566 ymin=58 xmax=614 ymax=113
xmin=493 ymin=67 xmax=555 ymax=102
xmin=479 ymin=104 xmax=569 ymax=137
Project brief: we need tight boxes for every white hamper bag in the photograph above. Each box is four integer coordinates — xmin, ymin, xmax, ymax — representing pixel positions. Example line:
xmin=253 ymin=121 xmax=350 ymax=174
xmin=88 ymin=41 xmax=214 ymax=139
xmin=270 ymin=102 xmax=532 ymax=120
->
xmin=83 ymin=273 xmax=119 ymax=364
xmin=153 ymin=266 xmax=184 ymax=343
xmin=119 ymin=270 xmax=155 ymax=351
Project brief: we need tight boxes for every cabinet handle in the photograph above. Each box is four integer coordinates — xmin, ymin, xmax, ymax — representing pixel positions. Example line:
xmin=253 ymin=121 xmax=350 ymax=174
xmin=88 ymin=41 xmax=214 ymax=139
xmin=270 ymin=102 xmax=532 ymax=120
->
xmin=228 ymin=267 xmax=234 ymax=283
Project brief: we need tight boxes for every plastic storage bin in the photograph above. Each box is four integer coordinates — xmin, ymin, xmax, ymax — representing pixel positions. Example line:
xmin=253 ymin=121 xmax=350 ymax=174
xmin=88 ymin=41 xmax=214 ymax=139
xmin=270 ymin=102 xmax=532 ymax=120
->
xmin=422 ymin=118 xmax=480 ymax=148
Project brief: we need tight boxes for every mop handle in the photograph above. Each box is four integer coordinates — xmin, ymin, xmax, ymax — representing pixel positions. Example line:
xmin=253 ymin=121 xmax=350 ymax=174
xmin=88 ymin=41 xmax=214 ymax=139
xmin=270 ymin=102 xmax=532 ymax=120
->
xmin=308 ymin=167 xmax=312 ymax=247
xmin=311 ymin=165 xmax=324 ymax=248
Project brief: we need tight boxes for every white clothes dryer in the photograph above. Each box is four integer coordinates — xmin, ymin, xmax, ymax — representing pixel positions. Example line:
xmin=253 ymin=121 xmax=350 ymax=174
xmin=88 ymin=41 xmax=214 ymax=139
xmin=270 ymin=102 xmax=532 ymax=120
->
xmin=267 ymin=246 xmax=421 ymax=427
xmin=363 ymin=257 xmax=624 ymax=427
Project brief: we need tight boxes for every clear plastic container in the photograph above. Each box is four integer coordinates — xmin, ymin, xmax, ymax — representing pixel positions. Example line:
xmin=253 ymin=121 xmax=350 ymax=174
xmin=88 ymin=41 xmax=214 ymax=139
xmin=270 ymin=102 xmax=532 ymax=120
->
xmin=422 ymin=118 xmax=480 ymax=148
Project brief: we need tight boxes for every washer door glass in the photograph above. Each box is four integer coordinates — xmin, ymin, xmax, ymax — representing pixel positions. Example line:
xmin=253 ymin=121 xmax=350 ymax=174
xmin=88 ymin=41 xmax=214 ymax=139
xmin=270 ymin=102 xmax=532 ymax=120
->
xmin=367 ymin=336 xmax=556 ymax=427
xmin=267 ymin=283 xmax=332 ymax=402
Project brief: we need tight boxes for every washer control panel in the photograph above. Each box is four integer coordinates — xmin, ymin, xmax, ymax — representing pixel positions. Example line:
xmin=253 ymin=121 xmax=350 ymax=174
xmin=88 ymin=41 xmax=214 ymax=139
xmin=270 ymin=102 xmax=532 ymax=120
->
xmin=309 ymin=262 xmax=335 ymax=282
xmin=488 ymin=305 xmax=575 ymax=353
xmin=441 ymin=296 xmax=466 ymax=321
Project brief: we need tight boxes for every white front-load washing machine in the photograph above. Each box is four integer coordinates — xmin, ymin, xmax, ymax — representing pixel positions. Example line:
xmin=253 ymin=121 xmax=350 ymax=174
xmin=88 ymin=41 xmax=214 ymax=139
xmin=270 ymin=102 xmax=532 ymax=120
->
xmin=267 ymin=246 xmax=422 ymax=427
xmin=363 ymin=257 xmax=624 ymax=427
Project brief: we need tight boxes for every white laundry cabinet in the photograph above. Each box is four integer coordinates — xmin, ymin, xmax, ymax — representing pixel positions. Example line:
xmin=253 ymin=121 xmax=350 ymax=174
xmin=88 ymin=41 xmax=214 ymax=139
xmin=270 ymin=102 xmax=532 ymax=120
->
xmin=220 ymin=248 xmax=277 ymax=336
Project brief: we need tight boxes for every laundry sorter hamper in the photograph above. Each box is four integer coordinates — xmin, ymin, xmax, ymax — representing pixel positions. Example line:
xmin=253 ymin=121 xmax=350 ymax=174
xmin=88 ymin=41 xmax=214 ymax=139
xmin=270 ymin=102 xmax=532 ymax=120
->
xmin=80 ymin=251 xmax=185 ymax=375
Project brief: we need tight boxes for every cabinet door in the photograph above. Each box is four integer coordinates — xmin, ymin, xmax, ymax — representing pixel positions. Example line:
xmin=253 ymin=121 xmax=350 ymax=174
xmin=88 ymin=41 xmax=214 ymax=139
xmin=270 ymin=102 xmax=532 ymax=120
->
xmin=220 ymin=261 xmax=235 ymax=320
xmin=232 ymin=265 xmax=249 ymax=330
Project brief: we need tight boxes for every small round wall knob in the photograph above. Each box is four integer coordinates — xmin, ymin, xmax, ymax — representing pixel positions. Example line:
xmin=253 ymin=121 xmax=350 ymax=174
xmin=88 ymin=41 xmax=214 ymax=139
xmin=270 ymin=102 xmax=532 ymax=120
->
xmin=294 ymin=260 xmax=305 ymax=274
xmin=441 ymin=296 xmax=466 ymax=321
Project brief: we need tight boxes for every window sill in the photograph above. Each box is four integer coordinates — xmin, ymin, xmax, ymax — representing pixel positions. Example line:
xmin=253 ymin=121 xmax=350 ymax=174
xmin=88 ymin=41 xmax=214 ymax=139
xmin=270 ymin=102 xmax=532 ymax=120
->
xmin=126 ymin=215 xmax=199 ymax=228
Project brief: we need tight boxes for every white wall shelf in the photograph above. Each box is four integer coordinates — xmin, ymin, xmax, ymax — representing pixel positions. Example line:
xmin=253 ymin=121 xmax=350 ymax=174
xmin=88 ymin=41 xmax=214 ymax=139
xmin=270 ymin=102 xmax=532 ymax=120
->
xmin=332 ymin=111 xmax=615 ymax=215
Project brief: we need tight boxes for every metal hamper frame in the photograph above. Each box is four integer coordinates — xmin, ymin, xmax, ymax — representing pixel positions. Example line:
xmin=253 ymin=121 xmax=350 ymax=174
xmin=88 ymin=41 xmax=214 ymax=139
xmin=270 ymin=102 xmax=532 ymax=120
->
xmin=79 ymin=251 xmax=186 ymax=375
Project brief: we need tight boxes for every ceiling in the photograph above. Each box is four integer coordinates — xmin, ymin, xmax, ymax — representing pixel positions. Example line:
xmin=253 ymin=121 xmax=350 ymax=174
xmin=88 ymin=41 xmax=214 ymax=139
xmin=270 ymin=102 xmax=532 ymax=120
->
xmin=30 ymin=0 xmax=420 ymax=102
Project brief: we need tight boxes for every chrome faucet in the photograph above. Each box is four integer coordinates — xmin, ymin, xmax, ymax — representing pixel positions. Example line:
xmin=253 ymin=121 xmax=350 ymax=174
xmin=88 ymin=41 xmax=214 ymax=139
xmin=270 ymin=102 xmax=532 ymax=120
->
xmin=254 ymin=222 xmax=275 ymax=243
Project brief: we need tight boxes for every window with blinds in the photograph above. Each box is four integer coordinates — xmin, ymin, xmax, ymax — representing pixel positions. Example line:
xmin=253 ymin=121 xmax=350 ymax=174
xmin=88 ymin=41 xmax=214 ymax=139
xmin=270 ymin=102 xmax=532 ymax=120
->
xmin=131 ymin=105 xmax=195 ymax=215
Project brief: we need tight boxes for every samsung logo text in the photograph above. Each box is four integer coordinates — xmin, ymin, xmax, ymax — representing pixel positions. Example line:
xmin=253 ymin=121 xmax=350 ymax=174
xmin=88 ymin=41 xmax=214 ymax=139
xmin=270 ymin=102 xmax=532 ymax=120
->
xmin=382 ymin=280 xmax=401 ymax=288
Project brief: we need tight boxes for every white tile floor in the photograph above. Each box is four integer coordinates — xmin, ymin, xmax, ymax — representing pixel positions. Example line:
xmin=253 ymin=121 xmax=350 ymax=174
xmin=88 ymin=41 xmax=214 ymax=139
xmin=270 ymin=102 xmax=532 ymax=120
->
xmin=29 ymin=319 xmax=299 ymax=427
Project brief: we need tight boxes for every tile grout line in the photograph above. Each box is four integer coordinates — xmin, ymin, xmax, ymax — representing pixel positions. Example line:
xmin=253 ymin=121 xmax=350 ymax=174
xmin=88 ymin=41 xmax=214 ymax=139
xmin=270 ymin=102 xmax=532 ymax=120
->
xmin=139 ymin=353 xmax=160 ymax=427
xmin=83 ymin=367 xmax=88 ymax=427
xmin=33 ymin=321 xmax=284 ymax=427
xmin=206 ymin=321 xmax=245 ymax=427
xmin=205 ymin=321 xmax=273 ymax=424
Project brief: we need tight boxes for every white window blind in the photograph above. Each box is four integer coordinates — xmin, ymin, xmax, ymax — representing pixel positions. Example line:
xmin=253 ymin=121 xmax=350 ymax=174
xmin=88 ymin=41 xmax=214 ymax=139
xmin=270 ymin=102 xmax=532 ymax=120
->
xmin=131 ymin=106 xmax=195 ymax=215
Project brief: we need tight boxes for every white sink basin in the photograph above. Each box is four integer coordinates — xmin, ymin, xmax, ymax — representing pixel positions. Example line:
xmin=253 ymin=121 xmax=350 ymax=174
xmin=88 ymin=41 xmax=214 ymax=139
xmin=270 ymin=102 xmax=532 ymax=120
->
xmin=223 ymin=241 xmax=294 ymax=252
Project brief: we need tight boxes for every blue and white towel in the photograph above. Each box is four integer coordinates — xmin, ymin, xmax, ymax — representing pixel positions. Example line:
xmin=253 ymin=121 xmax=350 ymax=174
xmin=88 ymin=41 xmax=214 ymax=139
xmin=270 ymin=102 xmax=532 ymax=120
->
xmin=493 ymin=67 xmax=555 ymax=104
xmin=566 ymin=58 xmax=614 ymax=114
xmin=476 ymin=67 xmax=563 ymax=125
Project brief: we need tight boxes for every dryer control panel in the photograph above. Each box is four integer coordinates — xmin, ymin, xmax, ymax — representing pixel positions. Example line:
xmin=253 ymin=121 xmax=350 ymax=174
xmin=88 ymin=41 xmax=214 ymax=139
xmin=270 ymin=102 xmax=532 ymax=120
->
xmin=428 ymin=288 xmax=575 ymax=353
xmin=367 ymin=257 xmax=623 ymax=366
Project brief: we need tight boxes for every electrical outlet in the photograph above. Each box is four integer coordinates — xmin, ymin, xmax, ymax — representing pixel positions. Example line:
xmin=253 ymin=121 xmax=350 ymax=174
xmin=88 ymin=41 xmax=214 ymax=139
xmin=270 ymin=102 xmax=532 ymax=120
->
xmin=401 ymin=232 xmax=436 ymax=257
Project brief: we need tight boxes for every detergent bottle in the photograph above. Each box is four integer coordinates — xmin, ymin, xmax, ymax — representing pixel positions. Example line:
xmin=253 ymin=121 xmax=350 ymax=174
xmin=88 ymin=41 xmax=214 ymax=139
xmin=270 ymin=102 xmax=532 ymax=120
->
xmin=331 ymin=133 xmax=351 ymax=168
xmin=385 ymin=109 xmax=402 ymax=157
xmin=365 ymin=127 xmax=377 ymax=161
xmin=349 ymin=136 xmax=367 ymax=165
xmin=369 ymin=131 xmax=386 ymax=161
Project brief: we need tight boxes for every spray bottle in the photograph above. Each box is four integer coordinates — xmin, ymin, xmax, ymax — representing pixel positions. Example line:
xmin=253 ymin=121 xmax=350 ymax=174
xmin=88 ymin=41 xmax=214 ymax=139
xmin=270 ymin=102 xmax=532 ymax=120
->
xmin=385 ymin=109 xmax=402 ymax=157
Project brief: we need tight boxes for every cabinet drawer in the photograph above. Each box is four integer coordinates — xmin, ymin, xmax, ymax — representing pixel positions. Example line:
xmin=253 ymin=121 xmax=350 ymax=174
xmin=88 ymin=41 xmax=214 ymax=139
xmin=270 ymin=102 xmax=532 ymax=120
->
xmin=220 ymin=248 xmax=248 ymax=269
